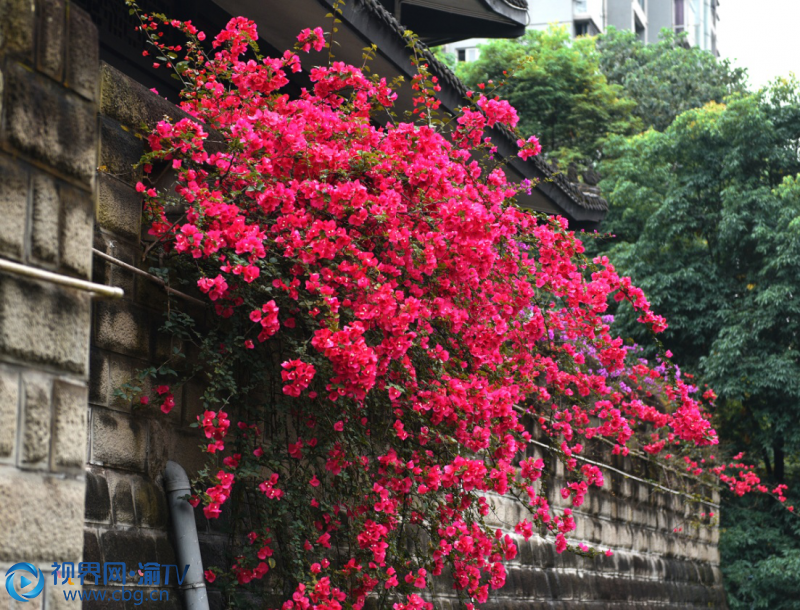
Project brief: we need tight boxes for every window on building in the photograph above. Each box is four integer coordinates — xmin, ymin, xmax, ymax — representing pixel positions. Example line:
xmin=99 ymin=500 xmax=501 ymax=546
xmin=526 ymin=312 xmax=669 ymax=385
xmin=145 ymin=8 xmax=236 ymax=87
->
xmin=635 ymin=16 xmax=645 ymax=41
xmin=457 ymin=48 xmax=466 ymax=62
xmin=675 ymin=0 xmax=685 ymax=32
xmin=574 ymin=0 xmax=588 ymax=13
xmin=575 ymin=21 xmax=590 ymax=37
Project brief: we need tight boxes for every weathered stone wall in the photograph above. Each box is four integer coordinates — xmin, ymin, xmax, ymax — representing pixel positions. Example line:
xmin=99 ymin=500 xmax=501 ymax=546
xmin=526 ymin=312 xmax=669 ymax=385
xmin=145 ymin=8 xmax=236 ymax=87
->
xmin=84 ymin=62 xmax=229 ymax=610
xmin=0 ymin=0 xmax=97 ymax=608
xmin=479 ymin=445 xmax=726 ymax=609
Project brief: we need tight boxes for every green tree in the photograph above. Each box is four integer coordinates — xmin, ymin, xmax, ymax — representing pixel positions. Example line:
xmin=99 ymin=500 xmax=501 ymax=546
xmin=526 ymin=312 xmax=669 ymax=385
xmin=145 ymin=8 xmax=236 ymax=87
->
xmin=720 ymin=491 xmax=800 ymax=610
xmin=597 ymin=83 xmax=800 ymax=607
xmin=431 ymin=45 xmax=456 ymax=73
xmin=457 ymin=27 xmax=639 ymax=170
xmin=597 ymin=27 xmax=748 ymax=132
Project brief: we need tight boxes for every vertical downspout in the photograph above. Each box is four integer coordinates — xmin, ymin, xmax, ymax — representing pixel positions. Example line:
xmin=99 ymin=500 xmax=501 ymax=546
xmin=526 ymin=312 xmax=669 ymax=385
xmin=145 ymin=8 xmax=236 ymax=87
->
xmin=165 ymin=460 xmax=210 ymax=610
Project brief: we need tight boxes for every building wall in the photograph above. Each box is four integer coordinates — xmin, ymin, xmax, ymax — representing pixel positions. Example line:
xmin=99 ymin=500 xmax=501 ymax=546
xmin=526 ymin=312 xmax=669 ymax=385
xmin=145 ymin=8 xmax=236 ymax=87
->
xmin=446 ymin=0 xmax=720 ymax=65
xmin=607 ymin=0 xmax=648 ymax=38
xmin=84 ymin=61 xmax=229 ymax=610
xmin=0 ymin=1 xmax=726 ymax=608
xmin=526 ymin=0 xmax=574 ymax=29
xmin=647 ymin=0 xmax=674 ymax=43
xmin=0 ymin=0 xmax=97 ymax=608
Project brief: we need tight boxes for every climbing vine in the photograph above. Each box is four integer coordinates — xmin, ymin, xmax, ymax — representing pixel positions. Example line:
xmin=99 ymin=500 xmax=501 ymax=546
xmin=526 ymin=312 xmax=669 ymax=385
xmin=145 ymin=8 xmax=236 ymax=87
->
xmin=124 ymin=4 xmax=791 ymax=609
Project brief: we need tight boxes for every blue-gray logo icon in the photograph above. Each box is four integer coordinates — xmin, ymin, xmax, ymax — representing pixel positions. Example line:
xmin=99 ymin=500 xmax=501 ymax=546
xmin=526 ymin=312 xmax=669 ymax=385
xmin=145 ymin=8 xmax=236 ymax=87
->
xmin=5 ymin=563 xmax=45 ymax=602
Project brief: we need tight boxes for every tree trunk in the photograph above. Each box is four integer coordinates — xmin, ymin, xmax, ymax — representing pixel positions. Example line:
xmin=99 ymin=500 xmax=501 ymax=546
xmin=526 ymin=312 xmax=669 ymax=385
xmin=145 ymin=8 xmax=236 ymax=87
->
xmin=762 ymin=448 xmax=773 ymax=478
xmin=774 ymin=437 xmax=785 ymax=483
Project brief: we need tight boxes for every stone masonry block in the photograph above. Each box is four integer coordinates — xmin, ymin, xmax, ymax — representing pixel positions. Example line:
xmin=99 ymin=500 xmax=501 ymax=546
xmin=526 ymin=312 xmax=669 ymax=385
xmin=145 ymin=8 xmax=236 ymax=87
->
xmin=0 ymin=582 xmax=44 ymax=610
xmin=37 ymin=0 xmax=65 ymax=81
xmin=51 ymin=378 xmax=87 ymax=469
xmin=147 ymin=419 xmax=170 ymax=478
xmin=107 ymin=352 xmax=154 ymax=414
xmin=0 ymin=469 xmax=84 ymax=562
xmin=96 ymin=173 xmax=142 ymax=240
xmin=182 ymin=381 xmax=206 ymax=427
xmin=90 ymin=408 xmax=147 ymax=472
xmin=132 ymin=475 xmax=168 ymax=528
xmin=31 ymin=173 xmax=61 ymax=265
xmin=154 ymin=533 xmax=177 ymax=566
xmin=3 ymin=62 xmax=97 ymax=185
xmin=21 ymin=372 xmax=51 ymax=465
xmin=84 ymin=469 xmax=110 ymax=523
xmin=0 ymin=0 xmax=35 ymax=60
xmin=0 ymin=275 xmax=92 ymax=375
xmin=92 ymin=234 xmax=137 ymax=303
xmin=83 ymin=528 xmax=102 ymax=566
xmin=79 ymin=591 xmax=116 ymax=610
xmin=108 ymin=473 xmax=135 ymax=524
xmin=170 ymin=429 xmax=208 ymax=479
xmin=100 ymin=529 xmax=157 ymax=574
xmin=93 ymin=300 xmax=150 ymax=359
xmin=0 ymin=364 xmax=19 ymax=458
xmin=58 ymin=183 xmax=93 ymax=279
xmin=99 ymin=116 xmax=143 ymax=185
xmin=88 ymin=349 xmax=108 ymax=407
xmin=0 ymin=154 xmax=28 ymax=261
xmin=65 ymin=5 xmax=98 ymax=101
xmin=100 ymin=62 xmax=186 ymax=131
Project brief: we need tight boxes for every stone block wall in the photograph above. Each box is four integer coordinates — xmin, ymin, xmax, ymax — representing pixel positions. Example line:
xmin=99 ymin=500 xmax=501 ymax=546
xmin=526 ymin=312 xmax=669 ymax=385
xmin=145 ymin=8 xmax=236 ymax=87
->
xmin=84 ymin=61 xmax=227 ymax=610
xmin=480 ymin=446 xmax=727 ymax=609
xmin=0 ymin=0 xmax=97 ymax=608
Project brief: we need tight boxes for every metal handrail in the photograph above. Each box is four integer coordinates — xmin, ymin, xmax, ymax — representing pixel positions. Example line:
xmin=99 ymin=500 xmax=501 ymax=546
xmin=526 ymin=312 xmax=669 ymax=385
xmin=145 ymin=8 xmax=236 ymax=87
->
xmin=0 ymin=258 xmax=124 ymax=299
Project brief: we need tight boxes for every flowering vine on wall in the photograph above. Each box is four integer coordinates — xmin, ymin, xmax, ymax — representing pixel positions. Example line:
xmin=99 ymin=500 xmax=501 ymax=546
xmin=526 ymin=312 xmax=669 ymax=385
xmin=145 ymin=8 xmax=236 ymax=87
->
xmin=123 ymin=3 xmax=792 ymax=609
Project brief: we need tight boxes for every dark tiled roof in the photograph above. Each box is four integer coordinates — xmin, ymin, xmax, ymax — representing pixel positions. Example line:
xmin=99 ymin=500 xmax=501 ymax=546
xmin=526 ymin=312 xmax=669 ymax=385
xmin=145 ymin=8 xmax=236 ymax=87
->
xmin=359 ymin=0 xmax=608 ymax=214
xmin=500 ymin=0 xmax=528 ymax=9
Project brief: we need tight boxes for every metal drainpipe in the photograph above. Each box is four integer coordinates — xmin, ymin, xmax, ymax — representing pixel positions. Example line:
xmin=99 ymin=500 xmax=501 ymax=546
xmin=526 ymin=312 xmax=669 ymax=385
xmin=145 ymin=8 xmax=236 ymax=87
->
xmin=164 ymin=461 xmax=210 ymax=610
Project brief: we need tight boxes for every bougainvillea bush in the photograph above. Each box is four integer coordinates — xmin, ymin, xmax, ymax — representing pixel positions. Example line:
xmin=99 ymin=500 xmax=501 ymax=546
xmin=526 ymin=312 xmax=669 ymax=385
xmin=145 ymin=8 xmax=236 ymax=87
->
xmin=127 ymin=5 xmax=788 ymax=609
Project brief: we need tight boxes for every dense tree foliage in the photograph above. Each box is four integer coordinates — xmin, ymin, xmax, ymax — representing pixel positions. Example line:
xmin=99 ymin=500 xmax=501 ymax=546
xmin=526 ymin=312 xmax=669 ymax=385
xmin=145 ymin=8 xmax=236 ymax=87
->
xmin=457 ymin=27 xmax=639 ymax=170
xmin=721 ymin=492 xmax=800 ymax=609
xmin=597 ymin=82 xmax=800 ymax=607
xmin=455 ymin=26 xmax=747 ymax=174
xmin=597 ymin=27 xmax=748 ymax=132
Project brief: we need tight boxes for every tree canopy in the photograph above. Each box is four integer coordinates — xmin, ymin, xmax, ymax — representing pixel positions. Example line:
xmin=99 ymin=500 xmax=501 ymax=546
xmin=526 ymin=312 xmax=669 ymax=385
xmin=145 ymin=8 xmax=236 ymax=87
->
xmin=597 ymin=27 xmax=748 ymax=132
xmin=457 ymin=27 xmax=639 ymax=170
xmin=454 ymin=26 xmax=748 ymax=174
xmin=596 ymin=82 xmax=800 ymax=607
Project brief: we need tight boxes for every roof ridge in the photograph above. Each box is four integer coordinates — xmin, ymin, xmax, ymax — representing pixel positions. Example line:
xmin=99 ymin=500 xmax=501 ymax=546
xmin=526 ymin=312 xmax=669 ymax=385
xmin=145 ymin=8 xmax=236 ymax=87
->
xmin=358 ymin=0 xmax=608 ymax=214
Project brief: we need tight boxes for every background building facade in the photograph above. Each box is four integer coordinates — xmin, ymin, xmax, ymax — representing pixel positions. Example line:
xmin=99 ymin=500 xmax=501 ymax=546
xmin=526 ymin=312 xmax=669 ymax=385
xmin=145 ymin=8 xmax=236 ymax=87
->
xmin=447 ymin=0 xmax=719 ymax=64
